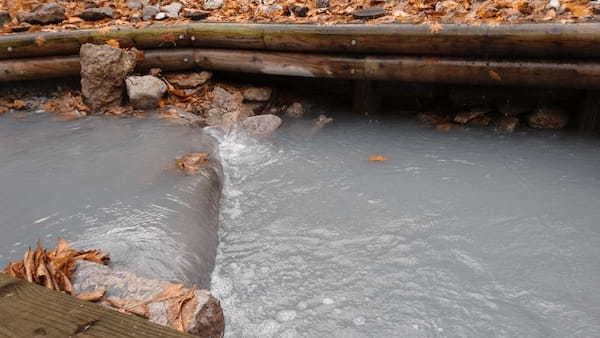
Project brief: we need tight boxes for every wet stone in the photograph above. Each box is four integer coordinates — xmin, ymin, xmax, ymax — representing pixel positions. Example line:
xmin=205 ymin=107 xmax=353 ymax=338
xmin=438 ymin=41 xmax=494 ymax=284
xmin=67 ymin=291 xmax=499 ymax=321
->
xmin=286 ymin=102 xmax=305 ymax=118
xmin=17 ymin=3 xmax=66 ymax=25
xmin=496 ymin=116 xmax=519 ymax=133
xmin=241 ymin=114 xmax=283 ymax=136
xmin=352 ymin=8 xmax=386 ymax=20
xmin=454 ymin=109 xmax=485 ymax=124
xmin=79 ymin=7 xmax=114 ymax=21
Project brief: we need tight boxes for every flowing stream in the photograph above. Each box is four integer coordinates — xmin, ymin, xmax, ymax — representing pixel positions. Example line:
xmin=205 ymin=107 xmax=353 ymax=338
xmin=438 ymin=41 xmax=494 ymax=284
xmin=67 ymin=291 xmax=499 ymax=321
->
xmin=211 ymin=114 xmax=600 ymax=337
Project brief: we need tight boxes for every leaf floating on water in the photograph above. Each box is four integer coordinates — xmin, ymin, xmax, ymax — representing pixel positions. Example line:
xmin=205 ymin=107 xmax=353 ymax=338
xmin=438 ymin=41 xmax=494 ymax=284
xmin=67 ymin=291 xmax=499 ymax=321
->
xmin=368 ymin=155 xmax=389 ymax=162
xmin=176 ymin=152 xmax=210 ymax=175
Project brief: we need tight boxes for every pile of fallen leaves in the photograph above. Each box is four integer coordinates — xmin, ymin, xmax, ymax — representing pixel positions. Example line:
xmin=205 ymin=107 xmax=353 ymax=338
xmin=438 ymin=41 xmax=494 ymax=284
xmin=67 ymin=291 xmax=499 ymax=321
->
xmin=1 ymin=0 xmax=598 ymax=36
xmin=0 ymin=98 xmax=27 ymax=115
xmin=41 ymin=92 xmax=89 ymax=120
xmin=3 ymin=239 xmax=109 ymax=296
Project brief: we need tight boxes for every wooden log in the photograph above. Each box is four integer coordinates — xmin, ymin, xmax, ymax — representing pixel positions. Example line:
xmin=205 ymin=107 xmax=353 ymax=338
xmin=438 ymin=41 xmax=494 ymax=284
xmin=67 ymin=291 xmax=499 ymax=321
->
xmin=0 ymin=273 xmax=192 ymax=337
xmin=3 ymin=23 xmax=600 ymax=60
xmin=4 ymin=49 xmax=600 ymax=90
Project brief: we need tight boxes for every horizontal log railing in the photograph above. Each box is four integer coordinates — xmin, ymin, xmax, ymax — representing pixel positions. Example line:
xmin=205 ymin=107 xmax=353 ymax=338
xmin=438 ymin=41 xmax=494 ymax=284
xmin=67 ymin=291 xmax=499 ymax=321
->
xmin=2 ymin=23 xmax=600 ymax=60
xmin=2 ymin=48 xmax=600 ymax=88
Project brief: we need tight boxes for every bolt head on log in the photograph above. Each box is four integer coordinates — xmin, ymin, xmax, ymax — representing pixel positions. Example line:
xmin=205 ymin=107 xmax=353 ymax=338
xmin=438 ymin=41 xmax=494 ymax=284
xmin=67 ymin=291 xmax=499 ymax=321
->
xmin=80 ymin=44 xmax=137 ymax=112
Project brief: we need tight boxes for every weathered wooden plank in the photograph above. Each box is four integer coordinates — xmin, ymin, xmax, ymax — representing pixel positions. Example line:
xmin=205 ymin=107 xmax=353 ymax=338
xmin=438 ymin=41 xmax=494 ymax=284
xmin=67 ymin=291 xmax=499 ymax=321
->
xmin=0 ymin=273 xmax=193 ymax=338
xmin=4 ymin=49 xmax=600 ymax=89
xmin=3 ymin=23 xmax=600 ymax=60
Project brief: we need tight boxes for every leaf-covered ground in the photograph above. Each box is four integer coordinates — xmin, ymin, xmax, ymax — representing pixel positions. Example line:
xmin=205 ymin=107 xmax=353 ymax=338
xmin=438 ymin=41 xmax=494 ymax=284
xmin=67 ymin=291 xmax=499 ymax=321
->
xmin=0 ymin=0 xmax=598 ymax=35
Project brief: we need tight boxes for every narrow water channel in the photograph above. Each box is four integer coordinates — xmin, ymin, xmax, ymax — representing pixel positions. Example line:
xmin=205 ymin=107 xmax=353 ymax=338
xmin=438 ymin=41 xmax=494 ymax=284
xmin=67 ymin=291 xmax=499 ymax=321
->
xmin=211 ymin=114 xmax=600 ymax=337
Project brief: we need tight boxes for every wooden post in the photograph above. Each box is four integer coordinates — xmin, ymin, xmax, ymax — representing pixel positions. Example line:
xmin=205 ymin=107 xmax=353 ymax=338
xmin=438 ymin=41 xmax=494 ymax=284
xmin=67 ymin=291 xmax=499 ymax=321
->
xmin=578 ymin=91 xmax=600 ymax=133
xmin=353 ymin=80 xmax=380 ymax=115
xmin=0 ymin=274 xmax=192 ymax=337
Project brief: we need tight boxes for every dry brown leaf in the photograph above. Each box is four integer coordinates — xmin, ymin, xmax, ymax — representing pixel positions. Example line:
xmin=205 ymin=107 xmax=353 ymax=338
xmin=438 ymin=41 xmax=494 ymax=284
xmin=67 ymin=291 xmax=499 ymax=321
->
xmin=8 ymin=99 xmax=26 ymax=110
xmin=106 ymin=298 xmax=150 ymax=318
xmin=489 ymin=70 xmax=502 ymax=81
xmin=76 ymin=288 xmax=107 ymax=302
xmin=175 ymin=152 xmax=210 ymax=175
xmin=368 ymin=155 xmax=389 ymax=162
xmin=105 ymin=39 xmax=120 ymax=48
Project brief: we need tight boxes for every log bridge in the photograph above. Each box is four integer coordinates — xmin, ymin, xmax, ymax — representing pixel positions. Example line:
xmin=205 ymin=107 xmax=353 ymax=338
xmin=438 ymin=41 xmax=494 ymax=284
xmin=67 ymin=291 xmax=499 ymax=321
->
xmin=1 ymin=22 xmax=600 ymax=129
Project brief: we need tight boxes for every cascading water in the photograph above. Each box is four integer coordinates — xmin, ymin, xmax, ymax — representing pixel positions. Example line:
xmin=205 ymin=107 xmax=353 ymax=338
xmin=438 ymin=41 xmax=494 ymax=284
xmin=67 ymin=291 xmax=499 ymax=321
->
xmin=0 ymin=112 xmax=222 ymax=287
xmin=211 ymin=113 xmax=600 ymax=337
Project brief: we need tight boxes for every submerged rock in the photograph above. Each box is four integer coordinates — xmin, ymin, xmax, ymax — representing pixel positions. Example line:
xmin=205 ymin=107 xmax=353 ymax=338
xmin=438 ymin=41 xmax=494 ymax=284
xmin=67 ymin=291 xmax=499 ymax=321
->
xmin=496 ymin=116 xmax=519 ymax=133
xmin=206 ymin=87 xmax=253 ymax=126
xmin=468 ymin=114 xmax=492 ymax=127
xmin=417 ymin=111 xmax=451 ymax=125
xmin=126 ymin=76 xmax=167 ymax=109
xmin=241 ymin=114 xmax=282 ymax=136
xmin=17 ymin=3 xmax=66 ymax=25
xmin=242 ymin=87 xmax=272 ymax=102
xmin=315 ymin=114 xmax=333 ymax=128
xmin=527 ymin=107 xmax=569 ymax=129
xmin=286 ymin=102 xmax=305 ymax=118
xmin=79 ymin=7 xmax=114 ymax=21
xmin=80 ymin=44 xmax=137 ymax=112
xmin=454 ymin=107 xmax=487 ymax=124
xmin=435 ymin=122 xmax=461 ymax=132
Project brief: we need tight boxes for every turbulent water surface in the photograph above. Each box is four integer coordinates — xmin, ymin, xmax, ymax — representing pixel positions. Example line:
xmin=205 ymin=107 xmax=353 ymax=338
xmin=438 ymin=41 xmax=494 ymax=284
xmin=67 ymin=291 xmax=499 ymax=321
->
xmin=211 ymin=113 xmax=600 ymax=337
xmin=0 ymin=112 xmax=221 ymax=287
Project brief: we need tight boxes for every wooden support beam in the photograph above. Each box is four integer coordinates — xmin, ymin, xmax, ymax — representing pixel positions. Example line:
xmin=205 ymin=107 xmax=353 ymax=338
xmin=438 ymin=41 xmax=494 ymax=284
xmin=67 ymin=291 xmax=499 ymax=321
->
xmin=353 ymin=80 xmax=380 ymax=115
xmin=578 ymin=91 xmax=600 ymax=132
xmin=0 ymin=274 xmax=192 ymax=337
xmin=3 ymin=23 xmax=600 ymax=60
xmin=3 ymin=49 xmax=600 ymax=90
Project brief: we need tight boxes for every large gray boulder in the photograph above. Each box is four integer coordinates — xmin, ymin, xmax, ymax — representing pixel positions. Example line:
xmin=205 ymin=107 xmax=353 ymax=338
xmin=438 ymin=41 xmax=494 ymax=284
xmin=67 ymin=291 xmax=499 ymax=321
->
xmin=241 ymin=114 xmax=282 ymax=136
xmin=17 ymin=3 xmax=66 ymax=25
xmin=80 ymin=44 xmax=137 ymax=112
xmin=126 ymin=76 xmax=167 ymax=109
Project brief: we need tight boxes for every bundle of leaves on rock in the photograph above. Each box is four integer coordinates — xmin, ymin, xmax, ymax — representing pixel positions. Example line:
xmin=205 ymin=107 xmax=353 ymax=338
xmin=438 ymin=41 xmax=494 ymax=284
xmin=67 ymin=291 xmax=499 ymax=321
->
xmin=2 ymin=239 xmax=109 ymax=296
